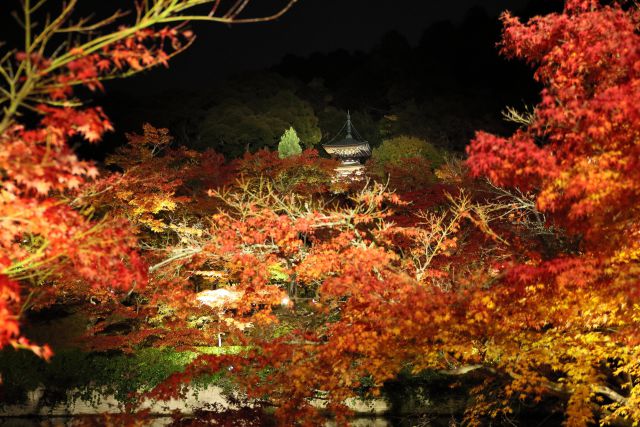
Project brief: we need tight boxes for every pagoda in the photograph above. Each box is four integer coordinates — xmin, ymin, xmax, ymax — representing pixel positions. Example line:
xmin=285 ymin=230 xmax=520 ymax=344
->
xmin=322 ymin=112 xmax=371 ymax=177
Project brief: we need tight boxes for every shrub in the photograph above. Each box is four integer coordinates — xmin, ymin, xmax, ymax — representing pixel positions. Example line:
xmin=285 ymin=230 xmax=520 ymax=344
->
xmin=277 ymin=127 xmax=302 ymax=159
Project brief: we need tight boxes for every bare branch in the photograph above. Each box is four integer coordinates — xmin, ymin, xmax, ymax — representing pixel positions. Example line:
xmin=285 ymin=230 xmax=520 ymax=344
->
xmin=502 ymin=104 xmax=536 ymax=127
xmin=56 ymin=10 xmax=130 ymax=34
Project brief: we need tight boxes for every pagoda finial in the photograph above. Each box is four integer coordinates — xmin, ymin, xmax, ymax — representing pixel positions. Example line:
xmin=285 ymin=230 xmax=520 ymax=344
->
xmin=346 ymin=110 xmax=352 ymax=138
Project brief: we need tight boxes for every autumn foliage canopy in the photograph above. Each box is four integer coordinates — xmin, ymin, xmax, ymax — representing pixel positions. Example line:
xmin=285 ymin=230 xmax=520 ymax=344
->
xmin=1 ymin=0 xmax=639 ymax=426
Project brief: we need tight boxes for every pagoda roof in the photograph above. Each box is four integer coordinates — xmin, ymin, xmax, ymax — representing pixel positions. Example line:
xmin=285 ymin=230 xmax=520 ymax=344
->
xmin=322 ymin=112 xmax=371 ymax=158
xmin=324 ymin=134 xmax=368 ymax=148
xmin=323 ymin=137 xmax=371 ymax=157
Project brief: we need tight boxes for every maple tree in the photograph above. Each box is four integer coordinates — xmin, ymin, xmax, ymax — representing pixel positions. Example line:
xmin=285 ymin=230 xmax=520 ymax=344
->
xmin=1 ymin=0 xmax=638 ymax=426
xmin=0 ymin=0 xmax=297 ymax=360
xmin=68 ymin=129 xmax=340 ymax=354
xmin=367 ymin=136 xmax=442 ymax=192
xmin=93 ymin=123 xmax=232 ymax=233
xmin=137 ymin=158 xmax=507 ymax=424
xmin=142 ymin=1 xmax=640 ymax=426
xmin=465 ymin=0 xmax=640 ymax=424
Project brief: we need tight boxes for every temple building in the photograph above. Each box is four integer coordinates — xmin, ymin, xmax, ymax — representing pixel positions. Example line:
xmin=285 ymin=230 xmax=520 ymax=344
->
xmin=322 ymin=112 xmax=371 ymax=177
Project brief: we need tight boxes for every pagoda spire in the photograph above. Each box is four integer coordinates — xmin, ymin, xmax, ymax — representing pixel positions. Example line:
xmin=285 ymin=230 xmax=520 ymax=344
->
xmin=322 ymin=110 xmax=371 ymax=179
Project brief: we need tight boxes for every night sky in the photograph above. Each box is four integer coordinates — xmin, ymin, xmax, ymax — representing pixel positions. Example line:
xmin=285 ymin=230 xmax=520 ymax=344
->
xmin=109 ymin=0 xmax=534 ymax=93
xmin=2 ymin=0 xmax=556 ymax=157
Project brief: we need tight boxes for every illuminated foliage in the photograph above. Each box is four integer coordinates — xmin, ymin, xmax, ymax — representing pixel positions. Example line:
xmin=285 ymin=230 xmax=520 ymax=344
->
xmin=466 ymin=0 xmax=640 ymax=424
xmin=0 ymin=0 xmax=297 ymax=359
xmin=370 ymin=135 xmax=444 ymax=172
xmin=1 ymin=1 xmax=638 ymax=426
xmin=144 ymin=2 xmax=640 ymax=425
xmin=278 ymin=127 xmax=303 ymax=159
xmin=93 ymin=123 xmax=232 ymax=233
xmin=368 ymin=135 xmax=445 ymax=192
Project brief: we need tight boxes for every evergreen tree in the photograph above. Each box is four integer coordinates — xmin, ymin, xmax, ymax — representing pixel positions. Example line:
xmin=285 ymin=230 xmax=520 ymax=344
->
xmin=278 ymin=127 xmax=302 ymax=158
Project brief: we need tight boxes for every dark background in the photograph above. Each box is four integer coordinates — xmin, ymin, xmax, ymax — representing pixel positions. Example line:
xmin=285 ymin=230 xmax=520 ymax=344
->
xmin=2 ymin=0 xmax=563 ymax=158
xmin=107 ymin=0 xmax=536 ymax=92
